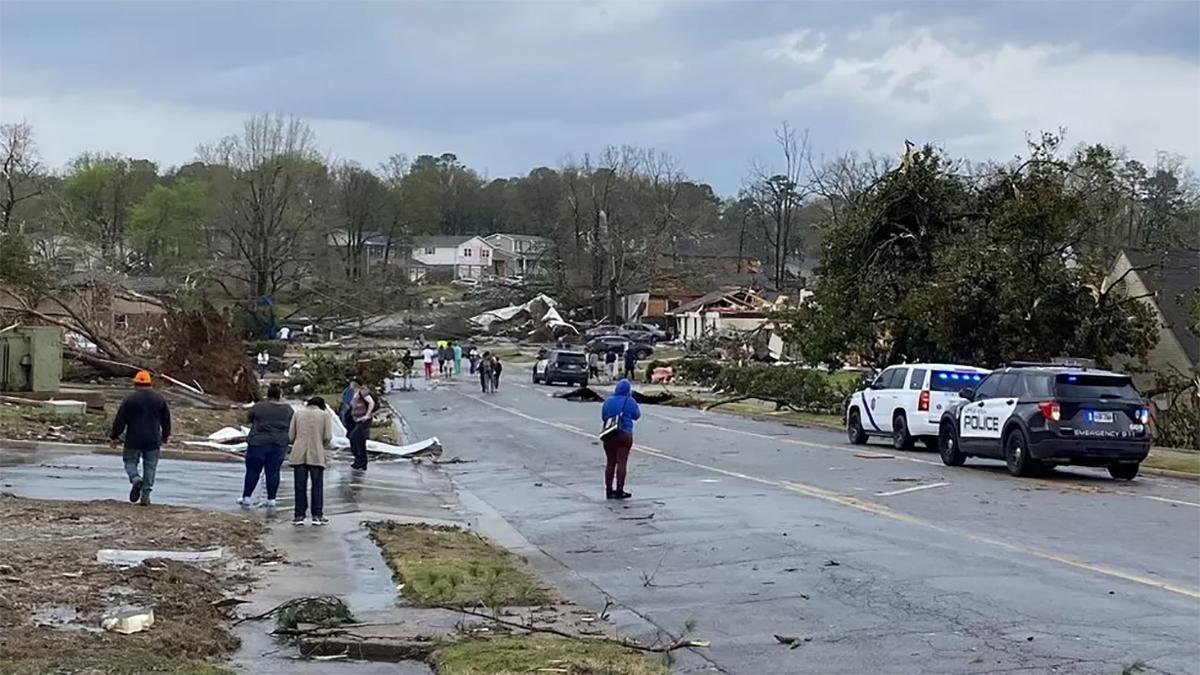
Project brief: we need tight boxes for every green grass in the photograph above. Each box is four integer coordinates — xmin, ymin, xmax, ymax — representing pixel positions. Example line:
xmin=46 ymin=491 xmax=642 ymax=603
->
xmin=1143 ymin=448 xmax=1200 ymax=475
xmin=367 ymin=522 xmax=553 ymax=608
xmin=415 ymin=284 xmax=465 ymax=302
xmin=432 ymin=636 xmax=667 ymax=675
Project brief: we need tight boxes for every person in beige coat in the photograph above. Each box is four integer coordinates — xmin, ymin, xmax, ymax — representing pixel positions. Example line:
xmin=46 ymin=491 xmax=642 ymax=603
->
xmin=289 ymin=396 xmax=333 ymax=525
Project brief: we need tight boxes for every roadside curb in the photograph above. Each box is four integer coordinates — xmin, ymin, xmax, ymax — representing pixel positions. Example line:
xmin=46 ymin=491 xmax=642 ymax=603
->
xmin=1141 ymin=466 xmax=1200 ymax=482
xmin=0 ymin=439 xmax=241 ymax=463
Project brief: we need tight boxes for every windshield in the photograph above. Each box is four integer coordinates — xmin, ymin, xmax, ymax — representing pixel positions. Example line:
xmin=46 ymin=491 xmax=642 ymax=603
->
xmin=1053 ymin=374 xmax=1140 ymax=399
xmin=554 ymin=352 xmax=586 ymax=364
xmin=930 ymin=370 xmax=986 ymax=392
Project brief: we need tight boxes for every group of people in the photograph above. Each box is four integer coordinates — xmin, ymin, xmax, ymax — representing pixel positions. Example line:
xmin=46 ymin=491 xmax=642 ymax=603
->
xmin=419 ymin=342 xmax=465 ymax=379
xmin=110 ymin=369 xmax=377 ymax=525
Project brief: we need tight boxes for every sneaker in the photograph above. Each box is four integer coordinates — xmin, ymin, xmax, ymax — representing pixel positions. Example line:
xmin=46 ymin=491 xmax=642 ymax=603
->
xmin=257 ymin=499 xmax=277 ymax=509
xmin=615 ymin=491 xmax=632 ymax=500
xmin=311 ymin=517 xmax=328 ymax=526
xmin=606 ymin=490 xmax=617 ymax=500
xmin=128 ymin=478 xmax=143 ymax=503
xmin=139 ymin=492 xmax=152 ymax=506
xmin=235 ymin=496 xmax=252 ymax=507
xmin=292 ymin=519 xmax=306 ymax=526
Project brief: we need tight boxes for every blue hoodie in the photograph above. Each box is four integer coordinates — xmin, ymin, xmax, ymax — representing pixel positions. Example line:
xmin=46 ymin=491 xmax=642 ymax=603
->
xmin=601 ymin=379 xmax=642 ymax=434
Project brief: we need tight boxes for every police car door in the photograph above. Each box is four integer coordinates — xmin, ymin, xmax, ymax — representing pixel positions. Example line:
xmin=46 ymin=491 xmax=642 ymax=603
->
xmin=959 ymin=372 xmax=1011 ymax=452
xmin=862 ymin=367 xmax=899 ymax=434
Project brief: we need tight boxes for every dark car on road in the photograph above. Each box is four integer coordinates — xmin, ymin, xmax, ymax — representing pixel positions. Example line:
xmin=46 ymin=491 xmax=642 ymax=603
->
xmin=586 ymin=335 xmax=654 ymax=361
xmin=533 ymin=349 xmax=589 ymax=386
xmin=583 ymin=324 xmax=621 ymax=339
xmin=938 ymin=365 xmax=1152 ymax=479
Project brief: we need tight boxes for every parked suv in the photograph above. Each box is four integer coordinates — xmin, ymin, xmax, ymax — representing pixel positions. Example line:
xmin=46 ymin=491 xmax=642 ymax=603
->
xmin=847 ymin=363 xmax=991 ymax=450
xmin=937 ymin=366 xmax=1152 ymax=479
xmin=533 ymin=349 xmax=589 ymax=386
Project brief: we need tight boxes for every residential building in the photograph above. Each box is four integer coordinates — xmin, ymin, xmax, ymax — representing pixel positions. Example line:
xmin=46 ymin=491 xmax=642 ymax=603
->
xmin=411 ymin=235 xmax=497 ymax=280
xmin=1106 ymin=249 xmax=1198 ymax=385
xmin=325 ymin=230 xmax=420 ymax=281
xmin=483 ymin=233 xmax=550 ymax=277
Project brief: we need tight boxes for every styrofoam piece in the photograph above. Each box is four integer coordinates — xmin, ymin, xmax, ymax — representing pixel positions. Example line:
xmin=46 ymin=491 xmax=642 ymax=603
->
xmin=96 ymin=547 xmax=224 ymax=566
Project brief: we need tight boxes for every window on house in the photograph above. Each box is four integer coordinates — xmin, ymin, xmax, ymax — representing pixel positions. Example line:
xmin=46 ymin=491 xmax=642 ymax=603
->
xmin=481 ymin=249 xmax=489 ymax=259
xmin=115 ymin=314 xmax=129 ymax=330
xmin=463 ymin=249 xmax=473 ymax=257
xmin=424 ymin=247 xmax=436 ymax=255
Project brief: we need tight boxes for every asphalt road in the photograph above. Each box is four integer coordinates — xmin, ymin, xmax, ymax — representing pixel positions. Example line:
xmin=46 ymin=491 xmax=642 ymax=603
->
xmin=396 ymin=372 xmax=1200 ymax=675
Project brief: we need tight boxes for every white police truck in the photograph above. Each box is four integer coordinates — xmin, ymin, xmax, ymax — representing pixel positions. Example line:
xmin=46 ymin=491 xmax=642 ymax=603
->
xmin=846 ymin=363 xmax=991 ymax=450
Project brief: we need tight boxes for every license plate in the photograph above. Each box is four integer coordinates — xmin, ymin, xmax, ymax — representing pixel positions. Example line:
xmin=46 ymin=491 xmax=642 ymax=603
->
xmin=1090 ymin=411 xmax=1114 ymax=423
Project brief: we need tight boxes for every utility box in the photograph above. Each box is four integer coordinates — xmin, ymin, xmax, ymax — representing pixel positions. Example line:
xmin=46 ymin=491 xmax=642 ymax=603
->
xmin=0 ymin=326 xmax=63 ymax=393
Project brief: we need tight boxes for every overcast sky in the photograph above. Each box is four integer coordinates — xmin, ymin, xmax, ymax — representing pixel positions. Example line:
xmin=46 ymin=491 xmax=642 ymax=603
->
xmin=2 ymin=0 xmax=1198 ymax=193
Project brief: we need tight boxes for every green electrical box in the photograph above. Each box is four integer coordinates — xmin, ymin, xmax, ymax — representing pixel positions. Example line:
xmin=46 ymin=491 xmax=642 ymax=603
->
xmin=0 ymin=326 xmax=63 ymax=393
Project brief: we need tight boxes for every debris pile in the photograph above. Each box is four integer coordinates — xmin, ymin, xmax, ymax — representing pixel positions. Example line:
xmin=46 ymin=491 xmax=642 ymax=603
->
xmin=469 ymin=294 xmax=578 ymax=340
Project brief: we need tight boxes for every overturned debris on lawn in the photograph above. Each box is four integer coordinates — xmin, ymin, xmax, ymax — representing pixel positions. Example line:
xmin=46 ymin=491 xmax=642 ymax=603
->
xmin=555 ymin=386 xmax=674 ymax=405
xmin=183 ymin=405 xmax=442 ymax=460
xmin=469 ymin=294 xmax=579 ymax=340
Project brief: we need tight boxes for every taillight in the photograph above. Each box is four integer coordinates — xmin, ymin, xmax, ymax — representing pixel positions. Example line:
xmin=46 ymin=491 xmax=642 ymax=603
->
xmin=917 ymin=390 xmax=930 ymax=411
xmin=1038 ymin=401 xmax=1061 ymax=422
xmin=1136 ymin=408 xmax=1150 ymax=424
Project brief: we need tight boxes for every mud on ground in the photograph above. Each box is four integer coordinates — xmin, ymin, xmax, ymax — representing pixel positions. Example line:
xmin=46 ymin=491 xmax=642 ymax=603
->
xmin=0 ymin=494 xmax=270 ymax=674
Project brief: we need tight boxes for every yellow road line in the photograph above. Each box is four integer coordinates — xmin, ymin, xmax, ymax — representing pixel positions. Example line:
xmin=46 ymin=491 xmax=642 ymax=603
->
xmin=459 ymin=391 xmax=1200 ymax=599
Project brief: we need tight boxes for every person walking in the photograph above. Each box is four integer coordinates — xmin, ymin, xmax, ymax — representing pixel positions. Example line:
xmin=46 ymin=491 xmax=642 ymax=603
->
xmin=452 ymin=342 xmax=463 ymax=376
xmin=109 ymin=370 xmax=171 ymax=506
xmin=400 ymin=349 xmax=415 ymax=390
xmin=623 ymin=345 xmax=639 ymax=382
xmin=422 ymin=344 xmax=436 ymax=380
xmin=479 ymin=352 xmax=495 ymax=394
xmin=468 ymin=346 xmax=480 ymax=374
xmin=289 ymin=396 xmax=332 ymax=526
xmin=600 ymin=379 xmax=641 ymax=500
xmin=587 ymin=350 xmax=600 ymax=381
xmin=604 ymin=350 xmax=617 ymax=382
xmin=238 ymin=383 xmax=294 ymax=508
xmin=256 ymin=350 xmax=270 ymax=378
xmin=347 ymin=385 xmax=376 ymax=471
xmin=340 ymin=381 xmax=358 ymax=430
xmin=492 ymin=356 xmax=503 ymax=391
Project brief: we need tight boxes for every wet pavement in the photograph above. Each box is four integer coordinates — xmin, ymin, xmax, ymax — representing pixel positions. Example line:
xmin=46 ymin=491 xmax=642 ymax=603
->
xmin=393 ymin=373 xmax=1200 ymax=675
xmin=0 ymin=446 xmax=452 ymax=673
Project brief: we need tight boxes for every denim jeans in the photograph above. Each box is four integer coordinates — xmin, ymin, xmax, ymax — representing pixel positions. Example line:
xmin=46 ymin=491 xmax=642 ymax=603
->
xmin=123 ymin=447 xmax=160 ymax=493
xmin=243 ymin=444 xmax=287 ymax=499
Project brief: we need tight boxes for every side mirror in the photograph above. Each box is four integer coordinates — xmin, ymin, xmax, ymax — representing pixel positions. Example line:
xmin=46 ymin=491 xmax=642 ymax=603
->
xmin=959 ymin=388 xmax=975 ymax=400
xmin=868 ymin=380 xmax=883 ymax=390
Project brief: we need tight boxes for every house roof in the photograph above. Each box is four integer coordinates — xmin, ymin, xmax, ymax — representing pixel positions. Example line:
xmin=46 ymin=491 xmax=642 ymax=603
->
xmin=411 ymin=235 xmax=474 ymax=249
xmin=669 ymin=288 xmax=772 ymax=315
xmin=486 ymin=233 xmax=550 ymax=244
xmin=1124 ymin=249 xmax=1199 ymax=365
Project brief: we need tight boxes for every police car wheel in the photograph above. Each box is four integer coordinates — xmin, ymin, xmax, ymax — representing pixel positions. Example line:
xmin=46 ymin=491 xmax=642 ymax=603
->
xmin=1004 ymin=429 xmax=1039 ymax=477
xmin=939 ymin=423 xmax=965 ymax=466
xmin=847 ymin=410 xmax=868 ymax=445
xmin=892 ymin=414 xmax=914 ymax=450
xmin=1108 ymin=463 xmax=1139 ymax=480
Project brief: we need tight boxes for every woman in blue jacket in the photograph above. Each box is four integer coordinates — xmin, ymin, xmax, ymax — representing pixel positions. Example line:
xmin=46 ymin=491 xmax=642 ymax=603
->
xmin=600 ymin=379 xmax=641 ymax=500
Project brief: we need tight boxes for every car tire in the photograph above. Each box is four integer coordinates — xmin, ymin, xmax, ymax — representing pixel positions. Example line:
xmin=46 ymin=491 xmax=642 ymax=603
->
xmin=1004 ymin=428 xmax=1039 ymax=477
xmin=892 ymin=413 xmax=914 ymax=450
xmin=847 ymin=410 xmax=868 ymax=445
xmin=1108 ymin=463 xmax=1139 ymax=480
xmin=939 ymin=422 xmax=965 ymax=466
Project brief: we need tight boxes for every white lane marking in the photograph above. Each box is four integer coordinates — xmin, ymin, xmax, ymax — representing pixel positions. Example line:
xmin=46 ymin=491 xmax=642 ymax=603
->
xmin=644 ymin=410 xmax=688 ymax=424
xmin=1142 ymin=495 xmax=1200 ymax=508
xmin=689 ymin=419 xmax=942 ymax=467
xmin=454 ymin=390 xmax=1200 ymax=599
xmin=875 ymin=482 xmax=951 ymax=497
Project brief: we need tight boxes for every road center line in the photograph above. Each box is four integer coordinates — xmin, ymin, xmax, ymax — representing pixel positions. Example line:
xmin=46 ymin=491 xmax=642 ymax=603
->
xmin=456 ymin=391 xmax=1200 ymax=599
xmin=1142 ymin=495 xmax=1200 ymax=508
xmin=876 ymin=482 xmax=951 ymax=497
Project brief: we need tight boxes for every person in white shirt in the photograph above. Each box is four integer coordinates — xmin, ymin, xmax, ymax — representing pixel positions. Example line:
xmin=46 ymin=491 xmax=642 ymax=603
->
xmin=256 ymin=351 xmax=270 ymax=377
xmin=421 ymin=345 xmax=437 ymax=380
xmin=278 ymin=326 xmax=291 ymax=341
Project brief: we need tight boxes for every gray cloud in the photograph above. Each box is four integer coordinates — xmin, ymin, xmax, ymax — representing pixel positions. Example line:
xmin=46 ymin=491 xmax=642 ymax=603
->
xmin=2 ymin=0 xmax=1197 ymax=191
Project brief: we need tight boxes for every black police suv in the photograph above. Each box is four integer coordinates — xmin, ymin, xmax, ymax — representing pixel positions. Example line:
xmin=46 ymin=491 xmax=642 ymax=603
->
xmin=533 ymin=349 xmax=589 ymax=386
xmin=937 ymin=366 xmax=1152 ymax=479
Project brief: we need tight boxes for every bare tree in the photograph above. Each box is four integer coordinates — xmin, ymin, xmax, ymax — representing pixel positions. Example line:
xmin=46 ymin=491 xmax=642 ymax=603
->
xmin=0 ymin=122 xmax=44 ymax=233
xmin=199 ymin=114 xmax=326 ymax=301
xmin=332 ymin=162 xmax=386 ymax=280
xmin=746 ymin=123 xmax=811 ymax=290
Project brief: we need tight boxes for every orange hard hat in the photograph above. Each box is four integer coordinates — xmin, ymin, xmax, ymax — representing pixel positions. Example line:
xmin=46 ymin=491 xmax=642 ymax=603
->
xmin=133 ymin=370 xmax=152 ymax=385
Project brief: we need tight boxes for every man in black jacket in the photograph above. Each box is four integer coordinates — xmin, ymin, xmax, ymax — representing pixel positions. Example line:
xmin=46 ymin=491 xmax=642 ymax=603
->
xmin=110 ymin=370 xmax=171 ymax=505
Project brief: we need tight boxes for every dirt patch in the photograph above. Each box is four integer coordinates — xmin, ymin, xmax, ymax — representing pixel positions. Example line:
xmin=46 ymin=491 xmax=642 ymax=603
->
xmin=0 ymin=494 xmax=269 ymax=674
xmin=432 ymin=636 xmax=667 ymax=675
xmin=367 ymin=522 xmax=553 ymax=608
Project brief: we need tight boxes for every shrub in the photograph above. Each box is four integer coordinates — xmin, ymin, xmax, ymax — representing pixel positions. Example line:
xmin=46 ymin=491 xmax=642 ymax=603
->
xmin=249 ymin=340 xmax=287 ymax=359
